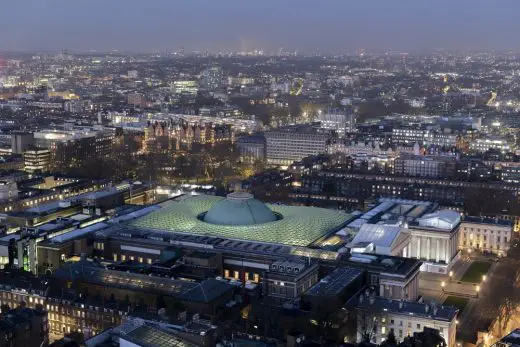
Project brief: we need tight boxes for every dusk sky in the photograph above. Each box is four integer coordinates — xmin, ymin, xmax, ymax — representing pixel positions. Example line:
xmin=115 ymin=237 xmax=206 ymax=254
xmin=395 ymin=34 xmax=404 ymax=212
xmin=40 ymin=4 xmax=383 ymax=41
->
xmin=1 ymin=0 xmax=519 ymax=53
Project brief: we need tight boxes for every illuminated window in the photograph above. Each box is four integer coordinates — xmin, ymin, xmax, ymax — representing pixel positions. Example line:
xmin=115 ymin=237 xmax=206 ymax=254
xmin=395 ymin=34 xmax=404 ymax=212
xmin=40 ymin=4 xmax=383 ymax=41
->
xmin=138 ymin=257 xmax=143 ymax=263
xmin=224 ymin=270 xmax=230 ymax=278
xmin=147 ymin=258 xmax=152 ymax=264
xmin=121 ymin=255 xmax=126 ymax=261
xmin=113 ymin=254 xmax=118 ymax=262
xmin=234 ymin=271 xmax=239 ymax=280
xmin=254 ymin=273 xmax=260 ymax=282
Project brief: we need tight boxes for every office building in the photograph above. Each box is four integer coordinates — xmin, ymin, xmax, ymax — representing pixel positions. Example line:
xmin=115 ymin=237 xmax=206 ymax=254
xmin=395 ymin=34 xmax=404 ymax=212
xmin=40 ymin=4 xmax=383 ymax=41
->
xmin=265 ymin=124 xmax=331 ymax=165
xmin=392 ymin=128 xmax=433 ymax=145
xmin=469 ymin=137 xmax=512 ymax=153
xmin=172 ymin=80 xmax=198 ymax=95
xmin=23 ymin=148 xmax=51 ymax=173
xmin=236 ymin=134 xmax=265 ymax=164
xmin=317 ymin=112 xmax=355 ymax=137
xmin=394 ymin=154 xmax=456 ymax=178
xmin=34 ymin=126 xmax=115 ymax=170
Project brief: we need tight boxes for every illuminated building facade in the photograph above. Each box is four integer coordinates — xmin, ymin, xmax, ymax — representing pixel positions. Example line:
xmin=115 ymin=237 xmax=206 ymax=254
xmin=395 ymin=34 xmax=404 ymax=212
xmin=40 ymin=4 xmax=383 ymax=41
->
xmin=23 ymin=148 xmax=51 ymax=173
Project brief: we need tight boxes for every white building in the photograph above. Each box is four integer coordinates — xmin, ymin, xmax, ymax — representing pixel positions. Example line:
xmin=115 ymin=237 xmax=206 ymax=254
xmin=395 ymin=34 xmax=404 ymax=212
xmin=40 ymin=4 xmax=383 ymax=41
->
xmin=265 ymin=125 xmax=331 ymax=165
xmin=346 ymin=198 xmax=461 ymax=274
xmin=317 ymin=113 xmax=355 ymax=137
xmin=459 ymin=216 xmax=512 ymax=257
xmin=348 ymin=291 xmax=458 ymax=347
xmin=407 ymin=210 xmax=461 ymax=274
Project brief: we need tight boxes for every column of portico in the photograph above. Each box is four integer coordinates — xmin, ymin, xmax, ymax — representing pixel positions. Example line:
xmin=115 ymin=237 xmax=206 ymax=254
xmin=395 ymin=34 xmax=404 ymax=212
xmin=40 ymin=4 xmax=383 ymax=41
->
xmin=436 ymin=239 xmax=440 ymax=263
xmin=426 ymin=237 xmax=431 ymax=261
xmin=444 ymin=239 xmax=450 ymax=263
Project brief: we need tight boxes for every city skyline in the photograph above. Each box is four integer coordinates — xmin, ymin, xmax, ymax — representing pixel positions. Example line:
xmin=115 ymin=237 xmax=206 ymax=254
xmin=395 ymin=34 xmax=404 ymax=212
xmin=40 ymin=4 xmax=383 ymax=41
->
xmin=1 ymin=0 xmax=520 ymax=53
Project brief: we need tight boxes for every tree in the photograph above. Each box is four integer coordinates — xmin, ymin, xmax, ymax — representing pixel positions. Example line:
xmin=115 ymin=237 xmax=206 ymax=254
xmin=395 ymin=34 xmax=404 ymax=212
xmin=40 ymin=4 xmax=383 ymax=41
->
xmin=268 ymin=107 xmax=291 ymax=127
xmin=386 ymin=329 xmax=397 ymax=345
xmin=359 ymin=312 xmax=376 ymax=343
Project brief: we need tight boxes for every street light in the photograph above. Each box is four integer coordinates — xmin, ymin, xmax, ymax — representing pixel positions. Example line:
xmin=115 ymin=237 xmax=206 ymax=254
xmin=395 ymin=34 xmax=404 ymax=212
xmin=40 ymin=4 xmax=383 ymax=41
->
xmin=482 ymin=275 xmax=487 ymax=282
xmin=441 ymin=281 xmax=445 ymax=291
xmin=476 ymin=285 xmax=480 ymax=298
xmin=449 ymin=271 xmax=454 ymax=282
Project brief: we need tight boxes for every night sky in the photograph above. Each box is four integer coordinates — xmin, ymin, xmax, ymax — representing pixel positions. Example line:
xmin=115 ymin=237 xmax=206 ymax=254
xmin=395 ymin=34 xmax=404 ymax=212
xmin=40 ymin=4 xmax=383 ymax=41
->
xmin=0 ymin=0 xmax=518 ymax=53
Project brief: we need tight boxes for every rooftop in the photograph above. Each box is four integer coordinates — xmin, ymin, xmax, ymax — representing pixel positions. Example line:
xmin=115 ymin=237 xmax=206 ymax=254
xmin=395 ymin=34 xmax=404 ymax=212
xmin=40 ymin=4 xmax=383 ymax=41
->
xmin=349 ymin=224 xmax=402 ymax=249
xmin=202 ymin=192 xmax=278 ymax=226
xmin=305 ymin=267 xmax=363 ymax=297
xmin=463 ymin=216 xmax=513 ymax=227
xmin=347 ymin=291 xmax=458 ymax=322
xmin=129 ymin=195 xmax=351 ymax=246
xmin=123 ymin=324 xmax=197 ymax=347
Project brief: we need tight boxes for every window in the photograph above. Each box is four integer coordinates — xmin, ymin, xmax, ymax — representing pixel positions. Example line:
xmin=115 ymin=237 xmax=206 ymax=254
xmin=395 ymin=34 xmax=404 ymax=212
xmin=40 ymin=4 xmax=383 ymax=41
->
xmin=234 ymin=271 xmax=239 ymax=279
xmin=399 ymin=329 xmax=403 ymax=338
xmin=382 ymin=326 xmax=386 ymax=334
xmin=408 ymin=322 xmax=411 ymax=328
xmin=417 ymin=324 xmax=420 ymax=329
xmin=113 ymin=254 xmax=118 ymax=262
xmin=391 ymin=320 xmax=394 ymax=325
xmin=138 ymin=257 xmax=143 ymax=263
xmin=121 ymin=255 xmax=126 ymax=261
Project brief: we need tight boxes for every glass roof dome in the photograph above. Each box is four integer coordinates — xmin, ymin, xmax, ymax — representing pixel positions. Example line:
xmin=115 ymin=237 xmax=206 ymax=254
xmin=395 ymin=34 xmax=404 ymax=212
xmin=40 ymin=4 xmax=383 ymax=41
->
xmin=203 ymin=192 xmax=278 ymax=226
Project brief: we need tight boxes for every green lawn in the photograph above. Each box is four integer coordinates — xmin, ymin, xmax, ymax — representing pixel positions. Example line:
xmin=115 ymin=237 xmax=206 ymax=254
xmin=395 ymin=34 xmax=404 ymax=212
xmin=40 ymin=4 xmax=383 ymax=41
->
xmin=443 ymin=296 xmax=469 ymax=313
xmin=460 ymin=261 xmax=492 ymax=283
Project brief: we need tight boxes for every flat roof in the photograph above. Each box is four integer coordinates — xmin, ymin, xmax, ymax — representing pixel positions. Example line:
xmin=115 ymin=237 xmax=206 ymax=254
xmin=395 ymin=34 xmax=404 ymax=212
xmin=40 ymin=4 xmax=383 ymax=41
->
xmin=463 ymin=216 xmax=512 ymax=227
xmin=305 ymin=267 xmax=362 ymax=297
